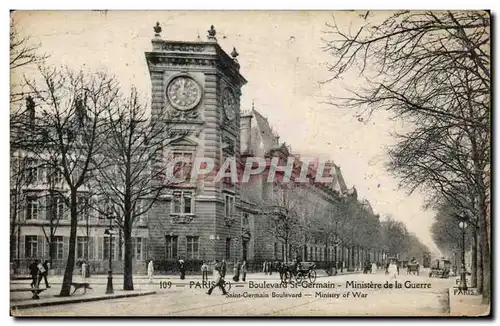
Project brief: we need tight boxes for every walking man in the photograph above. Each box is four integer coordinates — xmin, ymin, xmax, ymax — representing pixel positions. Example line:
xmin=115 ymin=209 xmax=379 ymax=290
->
xmin=241 ymin=261 xmax=247 ymax=282
xmin=201 ymin=261 xmax=208 ymax=282
xmin=29 ymin=259 xmax=39 ymax=288
xmin=41 ymin=260 xmax=50 ymax=288
xmin=233 ymin=260 xmax=241 ymax=282
xmin=178 ymin=258 xmax=186 ymax=280
xmin=206 ymin=260 xmax=228 ymax=295
xmin=147 ymin=259 xmax=154 ymax=283
xmin=220 ymin=259 xmax=227 ymax=278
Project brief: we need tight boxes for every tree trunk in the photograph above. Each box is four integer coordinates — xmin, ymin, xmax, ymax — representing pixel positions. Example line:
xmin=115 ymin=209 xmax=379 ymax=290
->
xmin=59 ymin=190 xmax=78 ymax=296
xmin=477 ymin=232 xmax=483 ymax=293
xmin=471 ymin=226 xmax=477 ymax=288
xmin=123 ymin=221 xmax=134 ymax=290
xmin=284 ymin=239 xmax=288 ymax=263
xmin=478 ymin=209 xmax=490 ymax=304
xmin=49 ymin=234 xmax=54 ymax=266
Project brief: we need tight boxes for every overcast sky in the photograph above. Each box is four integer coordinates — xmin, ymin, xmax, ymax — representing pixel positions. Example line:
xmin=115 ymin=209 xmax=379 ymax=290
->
xmin=11 ymin=10 xmax=441 ymax=254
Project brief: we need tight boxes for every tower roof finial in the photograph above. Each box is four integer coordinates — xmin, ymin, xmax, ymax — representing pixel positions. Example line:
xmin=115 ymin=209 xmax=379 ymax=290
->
xmin=207 ymin=25 xmax=217 ymax=41
xmin=252 ymin=100 xmax=255 ymax=110
xmin=153 ymin=22 xmax=162 ymax=38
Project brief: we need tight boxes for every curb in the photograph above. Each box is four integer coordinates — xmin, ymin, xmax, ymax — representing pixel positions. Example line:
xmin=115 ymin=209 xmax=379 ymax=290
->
xmin=11 ymin=291 xmax=157 ymax=310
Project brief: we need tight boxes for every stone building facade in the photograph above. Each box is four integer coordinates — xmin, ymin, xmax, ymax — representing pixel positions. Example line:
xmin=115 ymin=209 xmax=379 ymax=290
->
xmin=11 ymin=25 xmax=382 ymax=275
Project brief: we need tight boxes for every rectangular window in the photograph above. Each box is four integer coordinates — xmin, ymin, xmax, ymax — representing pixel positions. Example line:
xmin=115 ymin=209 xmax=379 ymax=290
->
xmin=165 ymin=236 xmax=178 ymax=259
xmin=103 ymin=237 xmax=116 ymax=260
xmin=172 ymin=152 xmax=193 ymax=181
xmin=134 ymin=238 xmax=142 ymax=260
xmin=26 ymin=196 xmax=39 ymax=220
xmin=242 ymin=212 xmax=249 ymax=227
xmin=224 ymin=194 xmax=234 ymax=218
xmin=25 ymin=236 xmax=38 ymax=258
xmin=225 ymin=237 xmax=231 ymax=260
xmin=25 ymin=159 xmax=39 ymax=184
xmin=48 ymin=167 xmax=63 ymax=185
xmin=171 ymin=191 xmax=193 ymax=215
xmin=77 ymin=196 xmax=89 ymax=221
xmin=77 ymin=237 xmax=88 ymax=259
xmin=56 ymin=196 xmax=66 ymax=220
xmin=186 ymin=236 xmax=199 ymax=259
xmin=53 ymin=236 xmax=64 ymax=260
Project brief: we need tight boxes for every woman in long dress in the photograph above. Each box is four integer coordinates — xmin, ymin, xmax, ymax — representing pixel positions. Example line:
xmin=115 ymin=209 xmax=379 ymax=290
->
xmin=147 ymin=260 xmax=154 ymax=283
xmin=388 ymin=261 xmax=398 ymax=278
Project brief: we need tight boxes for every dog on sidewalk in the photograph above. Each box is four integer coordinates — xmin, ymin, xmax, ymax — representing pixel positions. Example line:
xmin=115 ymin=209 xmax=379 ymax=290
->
xmin=70 ymin=282 xmax=92 ymax=295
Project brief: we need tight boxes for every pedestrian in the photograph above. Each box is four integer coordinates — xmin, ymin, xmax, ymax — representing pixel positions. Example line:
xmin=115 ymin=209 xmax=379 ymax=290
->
xmin=81 ymin=260 xmax=87 ymax=280
xmin=29 ymin=259 xmax=39 ymax=288
xmin=40 ymin=260 xmax=51 ymax=288
xmin=201 ymin=261 xmax=208 ymax=282
xmin=241 ymin=261 xmax=247 ymax=282
xmin=220 ymin=259 xmax=227 ymax=278
xmin=263 ymin=261 xmax=267 ymax=275
xmin=178 ymin=258 xmax=185 ymax=280
xmin=371 ymin=262 xmax=377 ymax=274
xmin=206 ymin=260 xmax=228 ymax=296
xmin=147 ymin=259 xmax=154 ymax=283
xmin=269 ymin=261 xmax=273 ymax=276
xmin=233 ymin=260 xmax=241 ymax=282
xmin=388 ymin=260 xmax=398 ymax=279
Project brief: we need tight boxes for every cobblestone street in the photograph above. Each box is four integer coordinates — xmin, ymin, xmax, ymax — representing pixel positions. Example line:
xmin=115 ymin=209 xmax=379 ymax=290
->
xmin=13 ymin=270 xmax=455 ymax=316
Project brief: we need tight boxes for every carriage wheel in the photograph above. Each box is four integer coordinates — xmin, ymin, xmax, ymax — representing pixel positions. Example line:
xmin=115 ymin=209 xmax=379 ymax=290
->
xmin=295 ymin=272 xmax=304 ymax=283
xmin=224 ymin=280 xmax=232 ymax=293
xmin=308 ymin=270 xmax=317 ymax=283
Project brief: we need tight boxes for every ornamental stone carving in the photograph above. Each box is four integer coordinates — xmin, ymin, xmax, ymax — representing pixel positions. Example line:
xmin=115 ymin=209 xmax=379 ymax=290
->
xmin=171 ymin=214 xmax=194 ymax=224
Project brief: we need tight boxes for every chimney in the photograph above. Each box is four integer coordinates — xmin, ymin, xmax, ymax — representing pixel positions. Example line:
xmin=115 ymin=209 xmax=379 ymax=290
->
xmin=272 ymin=131 xmax=280 ymax=146
xmin=240 ymin=110 xmax=253 ymax=154
xmin=26 ymin=96 xmax=35 ymax=125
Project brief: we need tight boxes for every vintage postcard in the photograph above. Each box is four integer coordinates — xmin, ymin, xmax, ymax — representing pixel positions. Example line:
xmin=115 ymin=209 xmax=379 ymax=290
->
xmin=9 ymin=10 xmax=491 ymax=317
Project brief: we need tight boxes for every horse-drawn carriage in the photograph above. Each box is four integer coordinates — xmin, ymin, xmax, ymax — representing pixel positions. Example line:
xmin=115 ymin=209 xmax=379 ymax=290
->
xmin=407 ymin=262 xmax=420 ymax=275
xmin=280 ymin=261 xmax=317 ymax=283
xmin=429 ymin=258 xmax=451 ymax=278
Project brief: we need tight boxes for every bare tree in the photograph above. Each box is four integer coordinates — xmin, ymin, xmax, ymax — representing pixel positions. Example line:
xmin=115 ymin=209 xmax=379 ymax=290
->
xmin=323 ymin=10 xmax=490 ymax=303
xmin=10 ymin=18 xmax=47 ymax=104
xmin=23 ymin=65 xmax=119 ymax=296
xmin=91 ymin=88 xmax=184 ymax=290
xmin=263 ymin=183 xmax=308 ymax=262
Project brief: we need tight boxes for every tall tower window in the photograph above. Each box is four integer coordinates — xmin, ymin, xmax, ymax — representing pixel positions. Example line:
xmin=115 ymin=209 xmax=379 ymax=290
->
xmin=224 ymin=194 xmax=235 ymax=218
xmin=171 ymin=190 xmax=194 ymax=215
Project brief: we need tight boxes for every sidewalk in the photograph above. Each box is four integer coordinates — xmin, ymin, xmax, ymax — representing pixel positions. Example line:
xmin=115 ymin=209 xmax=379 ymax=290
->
xmin=448 ymin=287 xmax=490 ymax=316
xmin=11 ymin=279 xmax=156 ymax=311
xmin=11 ymin=269 xmax=361 ymax=285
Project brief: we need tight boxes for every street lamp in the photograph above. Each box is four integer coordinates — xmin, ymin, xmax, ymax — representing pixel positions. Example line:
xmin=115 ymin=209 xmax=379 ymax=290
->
xmin=104 ymin=207 xmax=116 ymax=294
xmin=458 ymin=219 xmax=468 ymax=291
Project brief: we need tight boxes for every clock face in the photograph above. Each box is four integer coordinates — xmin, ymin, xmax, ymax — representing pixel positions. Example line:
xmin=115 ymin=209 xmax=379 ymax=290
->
xmin=222 ymin=89 xmax=236 ymax=121
xmin=166 ymin=76 xmax=202 ymax=111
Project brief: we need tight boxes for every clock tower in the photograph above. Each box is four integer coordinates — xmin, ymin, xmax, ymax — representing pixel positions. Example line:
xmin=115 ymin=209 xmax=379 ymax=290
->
xmin=145 ymin=23 xmax=247 ymax=262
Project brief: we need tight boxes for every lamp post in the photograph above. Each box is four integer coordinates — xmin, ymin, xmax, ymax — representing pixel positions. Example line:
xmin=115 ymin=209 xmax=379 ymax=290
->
xmin=458 ymin=220 xmax=468 ymax=291
xmin=104 ymin=208 xmax=115 ymax=294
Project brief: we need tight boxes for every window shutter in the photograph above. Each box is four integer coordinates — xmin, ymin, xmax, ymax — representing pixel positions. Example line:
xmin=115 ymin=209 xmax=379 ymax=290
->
xmin=88 ymin=237 xmax=94 ymax=260
xmin=37 ymin=197 xmax=43 ymax=220
xmin=45 ymin=237 xmax=50 ymax=259
xmin=20 ymin=235 xmax=25 ymax=260
xmin=37 ymin=235 xmax=44 ymax=259
xmin=97 ymin=237 xmax=103 ymax=260
xmin=63 ymin=236 xmax=70 ymax=261
xmin=143 ymin=237 xmax=148 ymax=261
xmin=18 ymin=195 xmax=25 ymax=222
